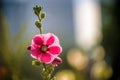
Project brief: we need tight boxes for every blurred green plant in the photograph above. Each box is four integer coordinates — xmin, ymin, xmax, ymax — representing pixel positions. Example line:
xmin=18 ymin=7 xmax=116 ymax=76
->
xmin=0 ymin=12 xmax=29 ymax=80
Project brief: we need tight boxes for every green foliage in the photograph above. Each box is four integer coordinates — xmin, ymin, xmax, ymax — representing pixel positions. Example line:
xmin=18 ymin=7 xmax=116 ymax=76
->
xmin=0 ymin=13 xmax=29 ymax=80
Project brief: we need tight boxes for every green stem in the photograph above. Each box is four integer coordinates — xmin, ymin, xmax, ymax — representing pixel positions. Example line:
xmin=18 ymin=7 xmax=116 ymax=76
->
xmin=43 ymin=63 xmax=47 ymax=70
xmin=37 ymin=15 xmax=42 ymax=34
xmin=38 ymin=15 xmax=41 ymax=22
xmin=39 ymin=27 xmax=42 ymax=34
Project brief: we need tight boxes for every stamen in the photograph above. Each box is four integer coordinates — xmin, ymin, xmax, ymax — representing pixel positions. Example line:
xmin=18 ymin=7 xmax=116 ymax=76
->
xmin=40 ymin=45 xmax=48 ymax=53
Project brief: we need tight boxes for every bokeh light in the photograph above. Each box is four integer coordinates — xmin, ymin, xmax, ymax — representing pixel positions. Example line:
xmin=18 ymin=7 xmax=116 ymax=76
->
xmin=91 ymin=60 xmax=113 ymax=79
xmin=73 ymin=0 xmax=102 ymax=50
xmin=67 ymin=48 xmax=88 ymax=71
xmin=55 ymin=70 xmax=76 ymax=80
xmin=91 ymin=46 xmax=105 ymax=61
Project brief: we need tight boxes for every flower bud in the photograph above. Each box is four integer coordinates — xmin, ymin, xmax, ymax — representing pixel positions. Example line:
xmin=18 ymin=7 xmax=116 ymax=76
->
xmin=38 ymin=6 xmax=43 ymax=11
xmin=33 ymin=5 xmax=43 ymax=16
xmin=35 ymin=21 xmax=42 ymax=28
xmin=52 ymin=57 xmax=62 ymax=67
xmin=32 ymin=60 xmax=41 ymax=66
xmin=41 ymin=12 xmax=46 ymax=19
xmin=27 ymin=46 xmax=31 ymax=50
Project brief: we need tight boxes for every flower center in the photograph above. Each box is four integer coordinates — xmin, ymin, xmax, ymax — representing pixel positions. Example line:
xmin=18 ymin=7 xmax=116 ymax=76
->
xmin=40 ymin=45 xmax=48 ymax=53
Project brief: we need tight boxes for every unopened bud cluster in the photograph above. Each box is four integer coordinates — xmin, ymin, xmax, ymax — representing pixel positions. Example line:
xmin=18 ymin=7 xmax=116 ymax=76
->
xmin=33 ymin=5 xmax=46 ymax=32
xmin=32 ymin=60 xmax=41 ymax=66
xmin=42 ymin=64 xmax=55 ymax=80
xmin=33 ymin=5 xmax=43 ymax=16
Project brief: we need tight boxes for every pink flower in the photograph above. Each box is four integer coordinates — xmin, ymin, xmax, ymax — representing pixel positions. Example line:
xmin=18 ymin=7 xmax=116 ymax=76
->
xmin=27 ymin=33 xmax=62 ymax=64
xmin=51 ymin=57 xmax=62 ymax=67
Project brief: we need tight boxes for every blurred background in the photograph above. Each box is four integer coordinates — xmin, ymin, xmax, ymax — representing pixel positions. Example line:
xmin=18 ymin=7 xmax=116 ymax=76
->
xmin=0 ymin=0 xmax=120 ymax=80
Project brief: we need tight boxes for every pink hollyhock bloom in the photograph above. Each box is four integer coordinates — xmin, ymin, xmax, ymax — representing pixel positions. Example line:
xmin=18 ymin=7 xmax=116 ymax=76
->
xmin=51 ymin=57 xmax=62 ymax=67
xmin=27 ymin=33 xmax=62 ymax=64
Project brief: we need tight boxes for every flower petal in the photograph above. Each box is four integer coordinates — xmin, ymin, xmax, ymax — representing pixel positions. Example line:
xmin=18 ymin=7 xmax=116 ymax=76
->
xmin=33 ymin=35 xmax=43 ymax=45
xmin=49 ymin=46 xmax=62 ymax=55
xmin=43 ymin=33 xmax=60 ymax=46
xmin=46 ymin=35 xmax=55 ymax=45
xmin=41 ymin=53 xmax=53 ymax=64
xmin=31 ymin=50 xmax=39 ymax=59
